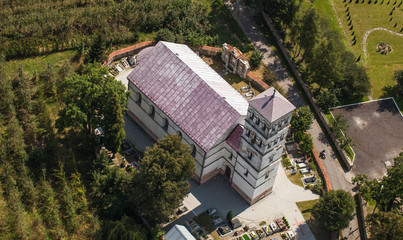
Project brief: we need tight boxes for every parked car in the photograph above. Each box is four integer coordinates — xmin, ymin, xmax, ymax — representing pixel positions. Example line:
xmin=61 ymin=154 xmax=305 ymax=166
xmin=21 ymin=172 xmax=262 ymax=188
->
xmin=269 ymin=222 xmax=278 ymax=232
xmin=304 ymin=176 xmax=316 ymax=184
xmin=207 ymin=208 xmax=217 ymax=216
xmin=263 ymin=225 xmax=272 ymax=235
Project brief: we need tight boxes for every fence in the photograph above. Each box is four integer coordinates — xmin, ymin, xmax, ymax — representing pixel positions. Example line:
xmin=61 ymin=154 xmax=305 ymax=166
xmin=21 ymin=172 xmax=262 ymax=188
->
xmin=261 ymin=11 xmax=353 ymax=170
xmin=103 ymin=41 xmax=155 ymax=66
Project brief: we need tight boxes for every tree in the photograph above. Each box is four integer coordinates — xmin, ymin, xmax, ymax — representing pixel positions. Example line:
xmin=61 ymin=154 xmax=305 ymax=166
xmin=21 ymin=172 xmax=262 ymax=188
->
xmin=308 ymin=38 xmax=343 ymax=93
xmin=263 ymin=68 xmax=278 ymax=86
xmin=394 ymin=69 xmax=403 ymax=92
xmin=155 ymin=28 xmax=176 ymax=42
xmin=316 ymin=89 xmax=340 ymax=112
xmin=330 ymin=113 xmax=350 ymax=140
xmin=90 ymin=153 xmax=131 ymax=219
xmin=56 ymin=64 xmax=128 ymax=151
xmin=249 ymin=50 xmax=263 ymax=70
xmin=290 ymin=6 xmax=318 ymax=59
xmin=336 ymin=51 xmax=370 ymax=101
xmin=226 ymin=210 xmax=234 ymax=222
xmin=38 ymin=64 xmax=57 ymax=98
xmin=261 ymin=0 xmax=300 ymax=27
xmin=0 ymin=55 xmax=15 ymax=121
xmin=298 ymin=133 xmax=313 ymax=155
xmin=291 ymin=106 xmax=313 ymax=132
xmin=132 ymin=135 xmax=195 ymax=223
xmin=294 ymin=131 xmax=304 ymax=144
xmin=85 ymin=35 xmax=106 ymax=64
xmin=366 ymin=211 xmax=403 ymax=240
xmin=312 ymin=190 xmax=355 ymax=232
xmin=101 ymin=216 xmax=147 ymax=240
xmin=103 ymin=93 xmax=126 ymax=155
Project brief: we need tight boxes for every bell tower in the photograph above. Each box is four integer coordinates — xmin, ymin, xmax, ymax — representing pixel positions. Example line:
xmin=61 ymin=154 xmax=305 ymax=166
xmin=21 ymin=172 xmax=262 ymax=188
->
xmin=231 ymin=88 xmax=295 ymax=204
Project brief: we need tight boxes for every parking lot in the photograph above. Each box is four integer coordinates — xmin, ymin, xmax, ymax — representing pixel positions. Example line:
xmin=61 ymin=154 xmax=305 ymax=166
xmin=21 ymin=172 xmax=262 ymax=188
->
xmin=331 ymin=98 xmax=403 ymax=179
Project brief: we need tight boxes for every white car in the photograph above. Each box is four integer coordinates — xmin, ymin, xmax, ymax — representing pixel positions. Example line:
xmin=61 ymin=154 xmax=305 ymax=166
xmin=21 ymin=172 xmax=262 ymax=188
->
xmin=207 ymin=208 xmax=217 ymax=216
xmin=269 ymin=222 xmax=278 ymax=232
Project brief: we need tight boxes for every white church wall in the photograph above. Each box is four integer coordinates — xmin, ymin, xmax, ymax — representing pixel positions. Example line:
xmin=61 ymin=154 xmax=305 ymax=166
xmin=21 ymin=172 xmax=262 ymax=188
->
xmin=232 ymin=171 xmax=254 ymax=199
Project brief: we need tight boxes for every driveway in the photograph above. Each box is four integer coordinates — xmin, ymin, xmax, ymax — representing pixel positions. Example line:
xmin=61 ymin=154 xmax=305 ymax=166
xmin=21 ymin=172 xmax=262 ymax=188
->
xmin=182 ymin=166 xmax=318 ymax=240
xmin=224 ymin=1 xmax=358 ymax=239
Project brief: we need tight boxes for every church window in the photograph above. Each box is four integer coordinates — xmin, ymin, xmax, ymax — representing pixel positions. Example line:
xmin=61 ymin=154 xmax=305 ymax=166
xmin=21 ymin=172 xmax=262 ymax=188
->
xmin=255 ymin=117 xmax=260 ymax=126
xmin=229 ymin=152 xmax=233 ymax=160
xmin=249 ymin=112 xmax=254 ymax=120
xmin=191 ymin=145 xmax=196 ymax=157
xmin=149 ymin=105 xmax=155 ymax=118
xmin=247 ymin=151 xmax=252 ymax=160
xmin=246 ymin=128 xmax=251 ymax=136
xmin=177 ymin=131 xmax=182 ymax=138
xmin=269 ymin=155 xmax=274 ymax=162
xmin=265 ymin=171 xmax=270 ymax=179
xmin=162 ymin=118 xmax=168 ymax=131
xmin=136 ymin=92 xmax=142 ymax=104
xmin=262 ymin=124 xmax=267 ymax=131
xmin=244 ymin=168 xmax=249 ymax=177
xmin=257 ymin=138 xmax=262 ymax=147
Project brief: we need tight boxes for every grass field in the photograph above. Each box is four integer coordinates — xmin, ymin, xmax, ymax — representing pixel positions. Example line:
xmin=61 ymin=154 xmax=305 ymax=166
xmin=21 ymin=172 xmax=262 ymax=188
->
xmin=332 ymin=0 xmax=403 ymax=101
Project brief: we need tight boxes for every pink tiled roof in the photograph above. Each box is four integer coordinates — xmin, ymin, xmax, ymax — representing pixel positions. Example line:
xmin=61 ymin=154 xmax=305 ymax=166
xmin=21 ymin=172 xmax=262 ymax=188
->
xmin=226 ymin=124 xmax=244 ymax=152
xmin=127 ymin=42 xmax=242 ymax=151
xmin=249 ymin=87 xmax=295 ymax=122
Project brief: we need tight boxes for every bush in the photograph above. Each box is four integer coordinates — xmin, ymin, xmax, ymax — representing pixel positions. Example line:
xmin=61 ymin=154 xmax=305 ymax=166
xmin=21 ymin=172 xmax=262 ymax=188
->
xmin=155 ymin=28 xmax=176 ymax=42
xmin=249 ymin=50 xmax=263 ymax=69
xmin=226 ymin=210 xmax=234 ymax=222
xmin=263 ymin=68 xmax=278 ymax=86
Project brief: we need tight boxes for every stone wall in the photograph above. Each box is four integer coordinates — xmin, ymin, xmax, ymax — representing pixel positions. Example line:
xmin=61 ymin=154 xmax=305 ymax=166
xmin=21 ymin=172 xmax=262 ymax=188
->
xmin=246 ymin=72 xmax=269 ymax=92
xmin=261 ymin=11 xmax=353 ymax=170
xmin=191 ymin=45 xmax=221 ymax=57
xmin=103 ymin=41 xmax=155 ymax=66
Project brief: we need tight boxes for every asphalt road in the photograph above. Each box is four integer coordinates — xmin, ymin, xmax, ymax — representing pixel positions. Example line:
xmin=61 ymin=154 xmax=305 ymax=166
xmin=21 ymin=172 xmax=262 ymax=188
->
xmin=224 ymin=1 xmax=358 ymax=239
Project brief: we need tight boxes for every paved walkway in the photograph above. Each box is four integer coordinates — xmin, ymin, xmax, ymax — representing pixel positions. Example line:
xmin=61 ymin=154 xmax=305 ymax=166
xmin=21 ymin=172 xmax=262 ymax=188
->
xmin=183 ymin=166 xmax=318 ymax=240
xmin=224 ymin=1 xmax=359 ymax=239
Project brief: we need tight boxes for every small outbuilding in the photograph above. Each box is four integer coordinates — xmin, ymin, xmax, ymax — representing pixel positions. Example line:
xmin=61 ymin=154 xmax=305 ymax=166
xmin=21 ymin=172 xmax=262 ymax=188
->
xmin=165 ymin=224 xmax=196 ymax=240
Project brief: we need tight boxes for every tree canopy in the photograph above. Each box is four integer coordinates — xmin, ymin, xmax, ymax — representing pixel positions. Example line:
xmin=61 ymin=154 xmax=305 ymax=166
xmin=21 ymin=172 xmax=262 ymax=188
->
xmin=291 ymin=106 xmax=314 ymax=132
xmin=366 ymin=211 xmax=403 ymax=240
xmin=352 ymin=151 xmax=403 ymax=212
xmin=132 ymin=135 xmax=195 ymax=223
xmin=312 ymin=190 xmax=355 ymax=232
xmin=56 ymin=63 xmax=128 ymax=152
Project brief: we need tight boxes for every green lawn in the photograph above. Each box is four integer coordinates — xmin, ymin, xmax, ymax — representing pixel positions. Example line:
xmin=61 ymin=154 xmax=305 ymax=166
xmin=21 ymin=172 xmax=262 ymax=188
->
xmin=366 ymin=31 xmax=403 ymax=98
xmin=287 ymin=172 xmax=304 ymax=188
xmin=296 ymin=200 xmax=330 ymax=240
xmin=332 ymin=0 xmax=403 ymax=101
xmin=5 ymin=50 xmax=76 ymax=77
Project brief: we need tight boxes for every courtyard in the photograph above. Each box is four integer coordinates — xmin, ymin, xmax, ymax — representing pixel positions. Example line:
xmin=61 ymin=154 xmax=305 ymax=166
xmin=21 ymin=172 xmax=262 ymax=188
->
xmin=166 ymin=165 xmax=319 ymax=240
xmin=331 ymin=98 xmax=403 ymax=179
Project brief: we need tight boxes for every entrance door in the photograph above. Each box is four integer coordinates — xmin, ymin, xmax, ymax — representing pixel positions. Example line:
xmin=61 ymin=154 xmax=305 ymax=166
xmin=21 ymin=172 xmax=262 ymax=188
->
xmin=225 ymin=166 xmax=231 ymax=179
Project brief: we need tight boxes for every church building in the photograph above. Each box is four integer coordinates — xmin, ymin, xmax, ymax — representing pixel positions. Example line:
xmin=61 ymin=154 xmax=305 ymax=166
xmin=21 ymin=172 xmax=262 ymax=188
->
xmin=126 ymin=41 xmax=295 ymax=204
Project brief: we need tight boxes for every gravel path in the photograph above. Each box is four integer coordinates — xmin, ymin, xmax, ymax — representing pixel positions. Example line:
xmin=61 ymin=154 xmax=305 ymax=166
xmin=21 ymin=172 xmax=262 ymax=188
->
xmin=362 ymin=27 xmax=403 ymax=58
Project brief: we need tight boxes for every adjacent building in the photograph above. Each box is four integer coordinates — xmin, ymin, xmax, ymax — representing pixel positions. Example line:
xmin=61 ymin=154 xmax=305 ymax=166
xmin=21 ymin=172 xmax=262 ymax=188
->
xmin=126 ymin=41 xmax=295 ymax=204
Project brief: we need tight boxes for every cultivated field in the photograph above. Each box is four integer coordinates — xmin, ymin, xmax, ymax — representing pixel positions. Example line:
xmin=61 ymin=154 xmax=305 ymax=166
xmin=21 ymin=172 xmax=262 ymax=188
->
xmin=333 ymin=0 xmax=403 ymax=99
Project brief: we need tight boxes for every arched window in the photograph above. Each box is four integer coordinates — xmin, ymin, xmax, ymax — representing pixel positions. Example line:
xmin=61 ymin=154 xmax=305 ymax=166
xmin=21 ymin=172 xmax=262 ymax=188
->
xmin=249 ymin=112 xmax=254 ymax=120
xmin=162 ymin=118 xmax=168 ymax=131
xmin=191 ymin=145 xmax=196 ymax=157
xmin=177 ymin=131 xmax=182 ymax=138
xmin=244 ymin=168 xmax=249 ymax=177
xmin=247 ymin=151 xmax=252 ymax=160
xmin=136 ymin=92 xmax=142 ymax=104
xmin=229 ymin=152 xmax=233 ymax=160
xmin=255 ymin=117 xmax=260 ymax=126
xmin=262 ymin=123 xmax=267 ymax=131
xmin=149 ymin=105 xmax=155 ymax=118
xmin=257 ymin=138 xmax=262 ymax=148
xmin=246 ymin=128 xmax=251 ymax=137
